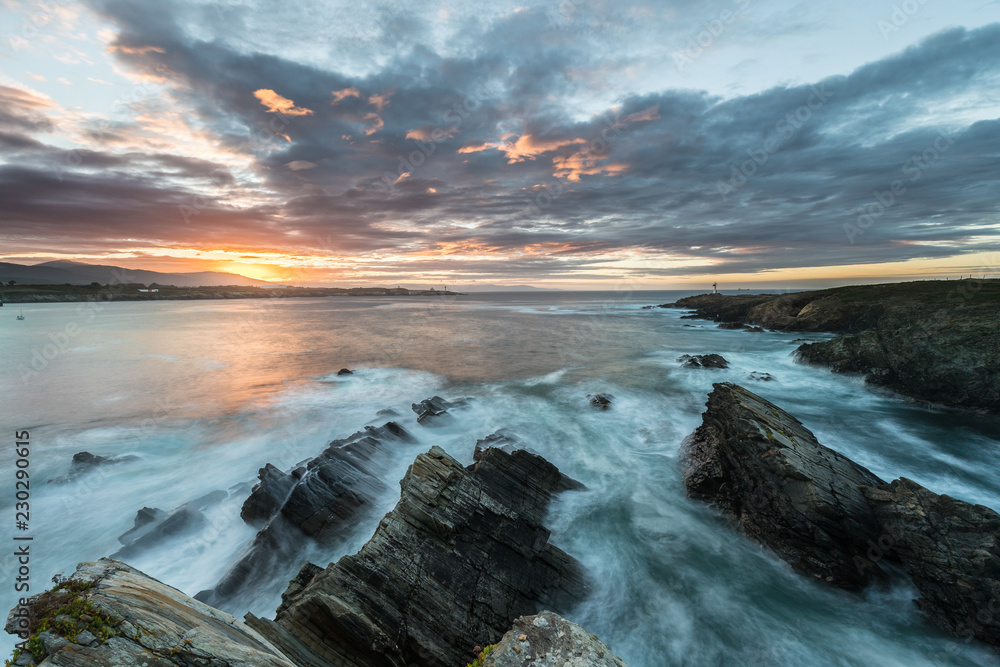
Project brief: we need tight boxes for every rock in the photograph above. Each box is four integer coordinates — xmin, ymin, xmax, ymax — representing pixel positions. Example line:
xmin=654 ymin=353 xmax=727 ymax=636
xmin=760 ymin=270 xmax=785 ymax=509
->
xmin=748 ymin=371 xmax=775 ymax=382
xmin=196 ymin=421 xmax=413 ymax=608
xmin=375 ymin=407 xmax=399 ymax=418
xmin=744 ymin=326 xmax=765 ymax=333
xmin=861 ymin=478 xmax=1000 ymax=646
xmin=682 ymin=383 xmax=887 ymax=588
xmin=245 ymin=445 xmax=587 ymax=667
xmin=337 ymin=368 xmax=353 ymax=375
xmin=483 ymin=611 xmax=628 ymax=667
xmin=5 ymin=558 xmax=296 ymax=666
xmin=587 ymin=393 xmax=614 ymax=410
xmin=474 ymin=430 xmax=520 ymax=462
xmin=717 ymin=322 xmax=744 ymax=329
xmin=411 ymin=395 xmax=469 ymax=424
xmin=116 ymin=507 xmax=166 ymax=545
xmin=47 ymin=451 xmax=140 ymax=484
xmin=241 ymin=463 xmax=298 ymax=527
xmin=113 ymin=491 xmax=227 ymax=559
xmin=678 ymin=354 xmax=730 ymax=369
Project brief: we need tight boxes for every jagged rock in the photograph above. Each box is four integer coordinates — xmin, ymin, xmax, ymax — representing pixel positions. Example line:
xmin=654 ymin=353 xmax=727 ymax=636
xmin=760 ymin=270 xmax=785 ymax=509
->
xmin=4 ymin=559 xmax=296 ymax=666
xmin=717 ymin=321 xmax=743 ymax=329
xmin=112 ymin=491 xmax=227 ymax=560
xmin=861 ymin=478 xmax=1000 ymax=646
xmin=483 ymin=611 xmax=628 ymax=667
xmin=241 ymin=463 xmax=299 ymax=527
xmin=47 ymin=451 xmax=140 ymax=484
xmin=744 ymin=326 xmax=765 ymax=333
xmin=682 ymin=383 xmax=887 ymax=588
xmin=245 ymin=445 xmax=587 ymax=667
xmin=336 ymin=368 xmax=353 ymax=375
xmin=474 ymin=430 xmax=520 ymax=462
xmin=587 ymin=393 xmax=614 ymax=410
xmin=678 ymin=354 xmax=729 ymax=369
xmin=410 ymin=395 xmax=468 ymax=424
xmin=197 ymin=421 xmax=413 ymax=608
xmin=748 ymin=371 xmax=775 ymax=382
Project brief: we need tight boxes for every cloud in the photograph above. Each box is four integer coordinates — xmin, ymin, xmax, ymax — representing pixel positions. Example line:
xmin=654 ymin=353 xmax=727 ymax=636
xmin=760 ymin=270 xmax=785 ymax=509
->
xmin=253 ymin=89 xmax=314 ymax=116
xmin=331 ymin=87 xmax=361 ymax=104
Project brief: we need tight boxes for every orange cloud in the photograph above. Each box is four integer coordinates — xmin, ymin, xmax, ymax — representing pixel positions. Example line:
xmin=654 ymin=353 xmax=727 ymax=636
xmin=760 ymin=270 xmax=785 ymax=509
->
xmin=331 ymin=87 xmax=361 ymax=104
xmin=553 ymin=149 xmax=629 ymax=182
xmin=458 ymin=133 xmax=584 ymax=163
xmin=368 ymin=92 xmax=391 ymax=111
xmin=364 ymin=112 xmax=383 ymax=136
xmin=406 ymin=126 xmax=457 ymax=141
xmin=622 ymin=105 xmax=660 ymax=123
xmin=253 ymin=89 xmax=314 ymax=116
xmin=110 ymin=45 xmax=166 ymax=55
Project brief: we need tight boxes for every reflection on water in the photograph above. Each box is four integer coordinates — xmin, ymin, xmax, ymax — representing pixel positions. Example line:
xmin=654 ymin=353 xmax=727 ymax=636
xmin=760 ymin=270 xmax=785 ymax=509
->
xmin=0 ymin=292 xmax=997 ymax=665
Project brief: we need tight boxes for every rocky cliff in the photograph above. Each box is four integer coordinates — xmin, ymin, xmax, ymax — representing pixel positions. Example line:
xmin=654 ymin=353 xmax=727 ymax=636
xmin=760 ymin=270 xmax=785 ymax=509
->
xmin=684 ymin=383 xmax=1000 ymax=648
xmin=669 ymin=280 xmax=1000 ymax=412
xmin=245 ymin=445 xmax=588 ymax=667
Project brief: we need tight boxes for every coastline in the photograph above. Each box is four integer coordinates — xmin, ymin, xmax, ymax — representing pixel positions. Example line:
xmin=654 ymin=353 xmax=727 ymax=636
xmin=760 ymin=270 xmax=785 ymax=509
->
xmin=0 ymin=285 xmax=465 ymax=303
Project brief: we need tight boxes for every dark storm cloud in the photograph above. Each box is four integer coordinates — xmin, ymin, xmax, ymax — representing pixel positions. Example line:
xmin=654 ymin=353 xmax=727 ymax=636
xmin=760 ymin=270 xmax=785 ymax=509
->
xmin=6 ymin=0 xmax=1000 ymax=278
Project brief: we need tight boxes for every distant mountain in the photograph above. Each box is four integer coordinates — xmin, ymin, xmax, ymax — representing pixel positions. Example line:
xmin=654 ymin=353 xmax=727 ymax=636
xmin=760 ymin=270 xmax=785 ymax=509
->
xmin=0 ymin=260 xmax=270 ymax=287
xmin=447 ymin=284 xmax=561 ymax=292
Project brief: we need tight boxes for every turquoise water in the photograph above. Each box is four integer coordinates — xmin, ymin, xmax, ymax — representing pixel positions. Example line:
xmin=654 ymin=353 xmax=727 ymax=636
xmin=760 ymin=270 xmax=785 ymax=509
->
xmin=0 ymin=292 xmax=997 ymax=665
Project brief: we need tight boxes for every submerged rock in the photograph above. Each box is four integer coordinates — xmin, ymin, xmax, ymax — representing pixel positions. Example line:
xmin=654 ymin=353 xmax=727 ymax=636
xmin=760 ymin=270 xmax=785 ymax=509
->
xmin=748 ymin=371 xmax=775 ymax=382
xmin=862 ymin=478 xmax=1000 ymax=646
xmin=246 ymin=445 xmax=587 ymax=667
xmin=5 ymin=558 xmax=295 ymax=666
xmin=336 ymin=368 xmax=353 ymax=375
xmin=717 ymin=321 xmax=743 ymax=329
xmin=197 ymin=421 xmax=413 ymax=608
xmin=112 ymin=491 xmax=227 ymax=560
xmin=588 ymin=393 xmax=614 ymax=410
xmin=483 ymin=611 xmax=628 ymax=667
xmin=47 ymin=451 xmax=140 ymax=484
xmin=678 ymin=354 xmax=729 ymax=369
xmin=682 ymin=383 xmax=887 ymax=588
xmin=411 ymin=395 xmax=469 ymax=424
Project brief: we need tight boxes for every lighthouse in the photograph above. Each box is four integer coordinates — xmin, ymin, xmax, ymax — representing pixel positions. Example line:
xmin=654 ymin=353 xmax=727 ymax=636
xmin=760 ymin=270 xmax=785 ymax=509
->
xmin=712 ymin=282 xmax=718 ymax=294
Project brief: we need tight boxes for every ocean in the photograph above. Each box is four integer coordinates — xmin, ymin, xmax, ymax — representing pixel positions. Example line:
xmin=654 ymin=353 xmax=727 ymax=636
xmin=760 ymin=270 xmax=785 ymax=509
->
xmin=1 ymin=291 xmax=998 ymax=665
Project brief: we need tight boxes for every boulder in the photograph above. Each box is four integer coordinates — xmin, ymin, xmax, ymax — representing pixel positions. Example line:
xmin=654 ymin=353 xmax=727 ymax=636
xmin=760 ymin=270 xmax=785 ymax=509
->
xmin=862 ymin=478 xmax=1000 ymax=646
xmin=4 ymin=559 xmax=295 ymax=666
xmin=336 ymin=368 xmax=353 ymax=375
xmin=483 ymin=611 xmax=628 ymax=667
xmin=245 ymin=445 xmax=587 ymax=667
xmin=678 ymin=354 xmax=729 ymax=369
xmin=587 ymin=393 xmax=614 ymax=410
xmin=682 ymin=383 xmax=887 ymax=588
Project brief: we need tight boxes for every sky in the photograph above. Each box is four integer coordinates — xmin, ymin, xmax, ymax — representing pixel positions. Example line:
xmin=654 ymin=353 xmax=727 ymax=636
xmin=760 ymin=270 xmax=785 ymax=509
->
xmin=0 ymin=0 xmax=998 ymax=288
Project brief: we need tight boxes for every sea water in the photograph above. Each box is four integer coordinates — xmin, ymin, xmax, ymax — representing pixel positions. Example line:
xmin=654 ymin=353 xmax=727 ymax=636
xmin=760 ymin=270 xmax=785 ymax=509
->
xmin=1 ymin=291 xmax=998 ymax=666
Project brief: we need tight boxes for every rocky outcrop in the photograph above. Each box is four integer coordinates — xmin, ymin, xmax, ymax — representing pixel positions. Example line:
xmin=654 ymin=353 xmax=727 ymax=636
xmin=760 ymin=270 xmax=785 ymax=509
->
xmin=410 ymin=395 xmax=468 ymax=424
xmin=197 ymin=421 xmax=413 ymax=608
xmin=5 ymin=559 xmax=295 ymax=666
xmin=684 ymin=383 xmax=1000 ymax=649
xmin=672 ymin=281 xmax=1000 ymax=412
xmin=587 ymin=393 xmax=613 ymax=410
xmin=683 ymin=383 xmax=888 ymax=588
xmin=245 ymin=445 xmax=587 ymax=667
xmin=113 ymin=491 xmax=226 ymax=560
xmin=483 ymin=611 xmax=628 ymax=667
xmin=47 ymin=452 xmax=139 ymax=484
xmin=678 ymin=354 xmax=729 ymax=369
xmin=862 ymin=479 xmax=1000 ymax=646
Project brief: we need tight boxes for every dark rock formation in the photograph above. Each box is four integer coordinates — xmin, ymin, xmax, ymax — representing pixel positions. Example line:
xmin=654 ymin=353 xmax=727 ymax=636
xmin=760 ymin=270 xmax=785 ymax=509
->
xmin=748 ymin=371 xmax=775 ymax=382
xmin=245 ymin=445 xmax=587 ymax=667
xmin=112 ymin=491 xmax=227 ymax=560
xmin=5 ymin=559 xmax=296 ymax=666
xmin=410 ymin=395 xmax=468 ymax=424
xmin=588 ymin=393 xmax=614 ymax=410
xmin=717 ymin=321 xmax=743 ymax=329
xmin=474 ymin=430 xmax=520 ymax=461
xmin=197 ymin=421 xmax=413 ymax=608
xmin=336 ymin=368 xmax=353 ymax=375
xmin=862 ymin=478 xmax=1000 ymax=646
xmin=47 ymin=451 xmax=140 ymax=484
xmin=678 ymin=354 xmax=729 ymax=369
xmin=744 ymin=326 xmax=765 ymax=333
xmin=483 ymin=611 xmax=628 ymax=667
xmin=683 ymin=383 xmax=887 ymax=588
xmin=241 ymin=463 xmax=300 ymax=528
xmin=116 ymin=507 xmax=165 ymax=545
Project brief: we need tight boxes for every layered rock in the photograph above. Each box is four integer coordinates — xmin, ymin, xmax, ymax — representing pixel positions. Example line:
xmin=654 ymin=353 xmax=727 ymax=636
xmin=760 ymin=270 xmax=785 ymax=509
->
xmin=197 ymin=421 xmax=412 ymax=608
xmin=245 ymin=445 xmax=587 ymax=667
xmin=862 ymin=478 xmax=1000 ymax=646
xmin=410 ymin=395 xmax=468 ymax=424
xmin=683 ymin=383 xmax=887 ymax=588
xmin=483 ymin=611 xmax=628 ymax=667
xmin=113 ymin=491 xmax=227 ymax=560
xmin=5 ymin=559 xmax=295 ymax=666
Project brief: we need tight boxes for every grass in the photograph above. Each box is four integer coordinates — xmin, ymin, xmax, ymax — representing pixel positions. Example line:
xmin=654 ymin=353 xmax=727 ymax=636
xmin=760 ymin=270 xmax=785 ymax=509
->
xmin=465 ymin=643 xmax=497 ymax=667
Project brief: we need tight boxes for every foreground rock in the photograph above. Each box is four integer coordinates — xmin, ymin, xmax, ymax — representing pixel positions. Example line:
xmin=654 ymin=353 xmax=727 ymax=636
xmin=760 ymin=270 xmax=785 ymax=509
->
xmin=197 ymin=421 xmax=412 ymax=608
xmin=483 ymin=611 xmax=628 ymax=667
xmin=5 ymin=559 xmax=295 ymax=666
xmin=47 ymin=451 xmax=139 ymax=484
xmin=673 ymin=280 xmax=1000 ymax=412
xmin=862 ymin=479 xmax=1000 ymax=646
xmin=683 ymin=383 xmax=887 ymax=588
xmin=246 ymin=445 xmax=587 ymax=667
